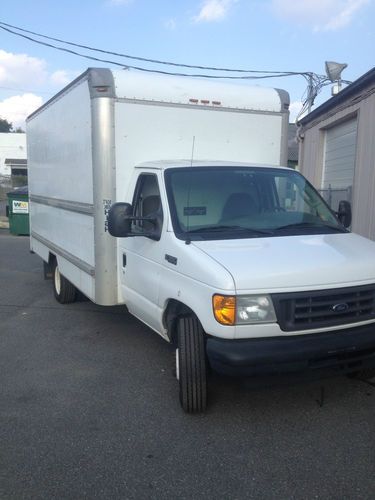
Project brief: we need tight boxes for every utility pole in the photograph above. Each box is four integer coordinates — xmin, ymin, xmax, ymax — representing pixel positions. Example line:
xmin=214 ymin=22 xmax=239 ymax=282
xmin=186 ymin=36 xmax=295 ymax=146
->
xmin=306 ymin=73 xmax=315 ymax=114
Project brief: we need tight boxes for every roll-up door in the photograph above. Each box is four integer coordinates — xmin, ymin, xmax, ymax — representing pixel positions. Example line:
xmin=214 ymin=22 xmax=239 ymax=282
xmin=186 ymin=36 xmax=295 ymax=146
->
xmin=322 ymin=117 xmax=357 ymax=190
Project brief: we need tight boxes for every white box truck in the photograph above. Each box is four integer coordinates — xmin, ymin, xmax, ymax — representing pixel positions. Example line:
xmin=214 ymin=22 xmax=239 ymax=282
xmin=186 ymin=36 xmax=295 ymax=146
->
xmin=28 ymin=68 xmax=375 ymax=413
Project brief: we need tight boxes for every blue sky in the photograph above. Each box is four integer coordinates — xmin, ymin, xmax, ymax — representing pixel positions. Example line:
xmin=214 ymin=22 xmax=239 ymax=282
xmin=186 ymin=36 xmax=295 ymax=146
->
xmin=0 ymin=0 xmax=374 ymax=126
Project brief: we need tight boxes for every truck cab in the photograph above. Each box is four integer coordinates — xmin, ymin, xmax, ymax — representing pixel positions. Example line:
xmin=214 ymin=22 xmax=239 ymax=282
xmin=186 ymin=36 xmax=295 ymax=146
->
xmin=109 ymin=161 xmax=375 ymax=413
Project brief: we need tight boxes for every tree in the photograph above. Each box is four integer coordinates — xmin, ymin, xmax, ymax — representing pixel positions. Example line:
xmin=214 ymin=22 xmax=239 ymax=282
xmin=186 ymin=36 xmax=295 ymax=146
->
xmin=0 ymin=118 xmax=24 ymax=133
xmin=0 ymin=117 xmax=13 ymax=132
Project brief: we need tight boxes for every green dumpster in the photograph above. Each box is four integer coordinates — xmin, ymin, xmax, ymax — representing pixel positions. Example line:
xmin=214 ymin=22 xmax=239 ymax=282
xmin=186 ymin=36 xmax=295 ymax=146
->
xmin=7 ymin=186 xmax=30 ymax=236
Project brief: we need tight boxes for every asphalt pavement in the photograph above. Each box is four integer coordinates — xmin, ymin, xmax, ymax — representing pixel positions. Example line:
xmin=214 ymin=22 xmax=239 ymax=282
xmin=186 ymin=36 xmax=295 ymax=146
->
xmin=0 ymin=229 xmax=374 ymax=499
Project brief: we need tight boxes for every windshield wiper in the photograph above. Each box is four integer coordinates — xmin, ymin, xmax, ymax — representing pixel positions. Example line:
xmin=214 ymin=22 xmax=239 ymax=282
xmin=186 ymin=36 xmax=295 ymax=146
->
xmin=275 ymin=222 xmax=346 ymax=232
xmin=186 ymin=225 xmax=273 ymax=235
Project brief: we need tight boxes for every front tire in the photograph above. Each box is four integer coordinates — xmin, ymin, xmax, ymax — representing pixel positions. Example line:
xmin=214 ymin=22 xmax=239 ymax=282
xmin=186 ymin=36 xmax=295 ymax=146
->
xmin=177 ymin=316 xmax=207 ymax=413
xmin=52 ymin=260 xmax=77 ymax=304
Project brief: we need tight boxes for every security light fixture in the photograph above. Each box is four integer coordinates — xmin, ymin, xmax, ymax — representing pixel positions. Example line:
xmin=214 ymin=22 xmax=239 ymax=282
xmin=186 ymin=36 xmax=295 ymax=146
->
xmin=325 ymin=61 xmax=348 ymax=82
xmin=325 ymin=61 xmax=348 ymax=96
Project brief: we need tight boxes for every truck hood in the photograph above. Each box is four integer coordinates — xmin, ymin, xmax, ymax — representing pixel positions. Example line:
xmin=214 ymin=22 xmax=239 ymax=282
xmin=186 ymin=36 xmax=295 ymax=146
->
xmin=192 ymin=232 xmax=375 ymax=292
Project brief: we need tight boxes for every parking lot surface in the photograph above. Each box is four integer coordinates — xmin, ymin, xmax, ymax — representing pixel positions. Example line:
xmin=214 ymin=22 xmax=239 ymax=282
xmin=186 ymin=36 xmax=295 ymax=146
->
xmin=0 ymin=229 xmax=375 ymax=499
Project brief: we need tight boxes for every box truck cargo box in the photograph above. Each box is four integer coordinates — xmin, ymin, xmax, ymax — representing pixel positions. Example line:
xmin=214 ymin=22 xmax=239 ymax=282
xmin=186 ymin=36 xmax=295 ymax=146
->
xmin=27 ymin=68 xmax=375 ymax=413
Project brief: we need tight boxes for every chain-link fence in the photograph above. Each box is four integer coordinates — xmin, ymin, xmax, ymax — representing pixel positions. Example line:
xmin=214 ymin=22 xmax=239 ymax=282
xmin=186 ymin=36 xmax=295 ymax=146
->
xmin=318 ymin=185 xmax=352 ymax=212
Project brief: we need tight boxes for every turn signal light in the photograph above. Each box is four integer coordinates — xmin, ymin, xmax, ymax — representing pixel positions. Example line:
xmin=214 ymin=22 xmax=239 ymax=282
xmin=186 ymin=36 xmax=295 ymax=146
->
xmin=213 ymin=295 xmax=236 ymax=326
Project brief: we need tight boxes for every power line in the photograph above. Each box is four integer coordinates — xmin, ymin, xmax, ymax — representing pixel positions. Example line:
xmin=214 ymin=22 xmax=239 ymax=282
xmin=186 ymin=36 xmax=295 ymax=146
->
xmin=0 ymin=19 xmax=348 ymax=119
xmin=0 ymin=24 xmax=298 ymax=79
xmin=0 ymin=20 xmax=310 ymax=77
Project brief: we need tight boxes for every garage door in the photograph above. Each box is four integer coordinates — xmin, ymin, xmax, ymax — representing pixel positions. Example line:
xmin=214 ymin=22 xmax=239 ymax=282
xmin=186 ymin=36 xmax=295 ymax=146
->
xmin=322 ymin=117 xmax=358 ymax=190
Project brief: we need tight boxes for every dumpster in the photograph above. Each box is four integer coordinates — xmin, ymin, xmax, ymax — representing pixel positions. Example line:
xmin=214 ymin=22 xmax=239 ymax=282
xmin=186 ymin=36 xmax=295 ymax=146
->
xmin=6 ymin=186 xmax=30 ymax=236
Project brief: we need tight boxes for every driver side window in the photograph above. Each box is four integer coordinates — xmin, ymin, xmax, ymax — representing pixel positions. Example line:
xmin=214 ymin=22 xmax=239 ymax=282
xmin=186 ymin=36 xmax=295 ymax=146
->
xmin=132 ymin=174 xmax=163 ymax=235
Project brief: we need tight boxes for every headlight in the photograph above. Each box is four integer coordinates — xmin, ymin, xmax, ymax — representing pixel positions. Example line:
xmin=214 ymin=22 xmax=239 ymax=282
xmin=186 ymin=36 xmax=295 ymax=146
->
xmin=213 ymin=294 xmax=276 ymax=325
xmin=236 ymin=295 xmax=276 ymax=324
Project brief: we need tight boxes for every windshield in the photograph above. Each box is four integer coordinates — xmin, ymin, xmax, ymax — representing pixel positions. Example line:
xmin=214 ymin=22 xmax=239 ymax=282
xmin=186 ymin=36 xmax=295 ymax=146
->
xmin=165 ymin=167 xmax=346 ymax=240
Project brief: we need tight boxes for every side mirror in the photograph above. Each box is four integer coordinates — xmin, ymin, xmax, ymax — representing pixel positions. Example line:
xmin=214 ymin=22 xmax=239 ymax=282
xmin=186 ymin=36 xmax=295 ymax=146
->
xmin=337 ymin=200 xmax=352 ymax=228
xmin=107 ymin=202 xmax=162 ymax=240
xmin=6 ymin=205 xmax=9 ymax=218
xmin=108 ymin=202 xmax=133 ymax=237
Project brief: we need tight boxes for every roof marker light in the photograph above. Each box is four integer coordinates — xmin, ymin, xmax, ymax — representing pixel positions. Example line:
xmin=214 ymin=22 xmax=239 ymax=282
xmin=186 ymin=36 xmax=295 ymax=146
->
xmin=94 ymin=86 xmax=109 ymax=93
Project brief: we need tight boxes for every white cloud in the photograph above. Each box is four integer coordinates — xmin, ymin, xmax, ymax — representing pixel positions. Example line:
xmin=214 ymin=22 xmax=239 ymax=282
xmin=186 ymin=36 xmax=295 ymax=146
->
xmin=0 ymin=50 xmax=78 ymax=91
xmin=193 ymin=0 xmax=237 ymax=23
xmin=319 ymin=0 xmax=370 ymax=30
xmin=0 ymin=50 xmax=48 ymax=87
xmin=50 ymin=70 xmax=79 ymax=87
xmin=0 ymin=94 xmax=43 ymax=128
xmin=0 ymin=50 xmax=81 ymax=127
xmin=271 ymin=0 xmax=369 ymax=31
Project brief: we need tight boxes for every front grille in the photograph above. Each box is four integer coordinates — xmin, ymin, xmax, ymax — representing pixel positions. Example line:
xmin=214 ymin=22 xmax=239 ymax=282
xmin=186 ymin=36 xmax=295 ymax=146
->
xmin=272 ymin=285 xmax=375 ymax=332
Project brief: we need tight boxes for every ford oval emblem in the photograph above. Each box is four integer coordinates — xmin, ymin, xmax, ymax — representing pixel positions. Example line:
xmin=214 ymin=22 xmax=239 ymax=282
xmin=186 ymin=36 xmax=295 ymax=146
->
xmin=332 ymin=303 xmax=349 ymax=313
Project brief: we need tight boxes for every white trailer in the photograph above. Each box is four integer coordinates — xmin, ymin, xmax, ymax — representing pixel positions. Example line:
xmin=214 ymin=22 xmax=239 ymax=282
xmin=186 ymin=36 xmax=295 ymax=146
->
xmin=27 ymin=68 xmax=375 ymax=413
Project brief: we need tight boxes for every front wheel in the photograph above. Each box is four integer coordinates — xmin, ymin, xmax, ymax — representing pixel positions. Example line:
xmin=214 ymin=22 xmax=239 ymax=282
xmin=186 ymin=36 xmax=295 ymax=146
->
xmin=176 ymin=316 xmax=207 ymax=413
xmin=52 ymin=260 xmax=77 ymax=304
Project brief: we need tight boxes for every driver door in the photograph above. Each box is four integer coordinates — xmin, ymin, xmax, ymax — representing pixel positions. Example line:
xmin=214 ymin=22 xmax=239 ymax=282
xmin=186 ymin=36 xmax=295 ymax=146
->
xmin=119 ymin=173 xmax=165 ymax=333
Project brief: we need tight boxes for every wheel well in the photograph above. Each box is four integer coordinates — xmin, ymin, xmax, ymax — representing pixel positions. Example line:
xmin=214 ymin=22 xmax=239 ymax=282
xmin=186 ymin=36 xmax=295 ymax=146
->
xmin=163 ymin=299 xmax=197 ymax=346
xmin=48 ymin=253 xmax=56 ymax=265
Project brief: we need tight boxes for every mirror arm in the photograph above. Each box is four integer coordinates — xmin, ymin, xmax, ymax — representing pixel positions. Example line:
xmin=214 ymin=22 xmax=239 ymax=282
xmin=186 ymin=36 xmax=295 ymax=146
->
xmin=125 ymin=215 xmax=157 ymax=226
xmin=125 ymin=214 xmax=161 ymax=240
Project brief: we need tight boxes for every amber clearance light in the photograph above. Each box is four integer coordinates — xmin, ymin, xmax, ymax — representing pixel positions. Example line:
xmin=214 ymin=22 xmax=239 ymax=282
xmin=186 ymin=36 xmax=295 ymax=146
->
xmin=213 ymin=294 xmax=236 ymax=326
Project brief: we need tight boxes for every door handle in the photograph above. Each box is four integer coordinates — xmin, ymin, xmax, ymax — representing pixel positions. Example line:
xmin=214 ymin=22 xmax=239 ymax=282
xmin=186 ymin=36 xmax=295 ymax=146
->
xmin=122 ymin=253 xmax=127 ymax=267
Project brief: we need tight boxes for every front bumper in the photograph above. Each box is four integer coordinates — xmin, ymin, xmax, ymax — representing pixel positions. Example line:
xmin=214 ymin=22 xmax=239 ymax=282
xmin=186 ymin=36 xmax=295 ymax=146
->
xmin=206 ymin=323 xmax=375 ymax=377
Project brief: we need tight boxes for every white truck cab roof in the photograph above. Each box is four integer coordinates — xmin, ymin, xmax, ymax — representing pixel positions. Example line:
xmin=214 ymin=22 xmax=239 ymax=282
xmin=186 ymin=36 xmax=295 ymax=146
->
xmin=134 ymin=160 xmax=293 ymax=171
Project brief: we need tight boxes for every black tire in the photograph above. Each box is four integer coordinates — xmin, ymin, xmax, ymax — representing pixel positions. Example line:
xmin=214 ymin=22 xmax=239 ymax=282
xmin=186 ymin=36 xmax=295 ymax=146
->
xmin=177 ymin=316 xmax=207 ymax=413
xmin=52 ymin=260 xmax=77 ymax=304
xmin=348 ymin=367 xmax=375 ymax=380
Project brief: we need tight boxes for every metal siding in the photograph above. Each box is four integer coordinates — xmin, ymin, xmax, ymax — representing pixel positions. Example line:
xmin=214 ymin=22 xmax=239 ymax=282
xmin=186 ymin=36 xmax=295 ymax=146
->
xmin=299 ymin=89 xmax=375 ymax=240
xmin=352 ymin=98 xmax=375 ymax=239
xmin=298 ymin=126 xmax=323 ymax=186
xmin=27 ymin=79 xmax=94 ymax=204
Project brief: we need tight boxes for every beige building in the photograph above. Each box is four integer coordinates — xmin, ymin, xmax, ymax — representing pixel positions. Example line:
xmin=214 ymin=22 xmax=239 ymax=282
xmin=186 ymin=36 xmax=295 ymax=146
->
xmin=298 ymin=67 xmax=375 ymax=240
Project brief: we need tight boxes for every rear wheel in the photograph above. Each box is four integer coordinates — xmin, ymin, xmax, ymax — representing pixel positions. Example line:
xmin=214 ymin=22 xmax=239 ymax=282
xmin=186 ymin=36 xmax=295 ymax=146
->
xmin=52 ymin=260 xmax=77 ymax=304
xmin=177 ymin=315 xmax=207 ymax=413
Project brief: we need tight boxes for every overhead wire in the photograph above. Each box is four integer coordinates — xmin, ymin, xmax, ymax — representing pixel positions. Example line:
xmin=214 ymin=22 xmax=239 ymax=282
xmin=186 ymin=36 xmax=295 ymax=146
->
xmin=0 ymin=19 xmax=351 ymax=121
xmin=0 ymin=24 xmax=300 ymax=79
xmin=0 ymin=20 xmax=310 ymax=77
